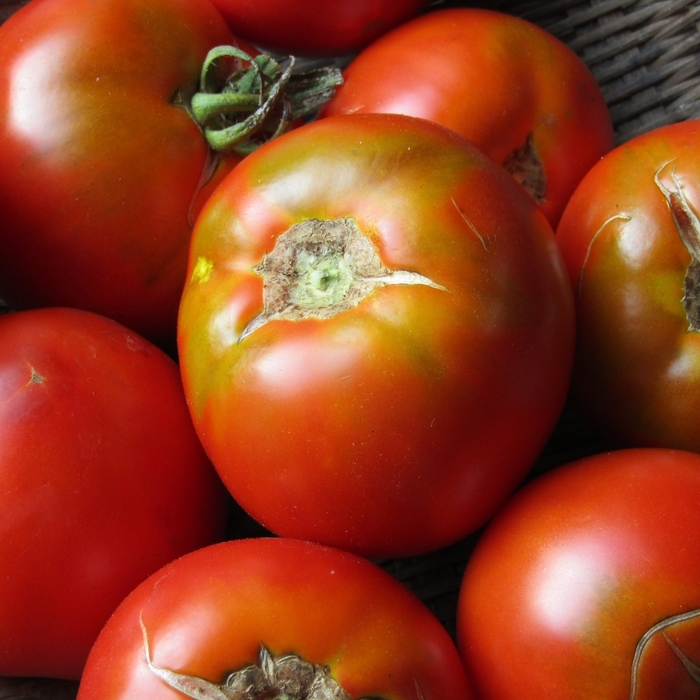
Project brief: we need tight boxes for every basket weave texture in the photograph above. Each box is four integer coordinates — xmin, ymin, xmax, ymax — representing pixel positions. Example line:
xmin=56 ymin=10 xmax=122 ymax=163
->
xmin=486 ymin=0 xmax=700 ymax=142
xmin=0 ymin=0 xmax=698 ymax=697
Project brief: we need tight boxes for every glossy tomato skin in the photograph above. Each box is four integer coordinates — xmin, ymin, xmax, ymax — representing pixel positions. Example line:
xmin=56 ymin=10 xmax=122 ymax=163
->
xmin=77 ymin=538 xmax=475 ymax=700
xmin=457 ymin=448 xmax=700 ymax=700
xmin=321 ymin=8 xmax=614 ymax=228
xmin=556 ymin=121 xmax=700 ymax=452
xmin=0 ymin=0 xmax=242 ymax=347
xmin=178 ymin=112 xmax=575 ymax=558
xmin=207 ymin=0 xmax=430 ymax=57
xmin=0 ymin=308 xmax=228 ymax=680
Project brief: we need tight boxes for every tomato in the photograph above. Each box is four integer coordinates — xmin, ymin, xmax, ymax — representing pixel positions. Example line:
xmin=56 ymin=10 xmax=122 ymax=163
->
xmin=0 ymin=0 xmax=232 ymax=347
xmin=177 ymin=112 xmax=575 ymax=558
xmin=457 ymin=447 xmax=700 ymax=700
xmin=0 ymin=0 xmax=339 ymax=349
xmin=320 ymin=8 xmax=614 ymax=229
xmin=77 ymin=537 xmax=475 ymax=700
xmin=207 ymin=0 xmax=431 ymax=57
xmin=0 ymin=307 xmax=228 ymax=680
xmin=555 ymin=120 xmax=700 ymax=452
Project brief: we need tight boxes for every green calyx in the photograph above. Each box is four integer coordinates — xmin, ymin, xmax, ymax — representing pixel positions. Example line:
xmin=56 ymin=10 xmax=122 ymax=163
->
xmin=188 ymin=46 xmax=343 ymax=155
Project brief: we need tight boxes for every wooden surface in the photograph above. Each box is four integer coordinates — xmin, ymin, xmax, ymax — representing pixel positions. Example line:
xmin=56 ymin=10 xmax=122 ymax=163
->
xmin=0 ymin=0 xmax=698 ymax=696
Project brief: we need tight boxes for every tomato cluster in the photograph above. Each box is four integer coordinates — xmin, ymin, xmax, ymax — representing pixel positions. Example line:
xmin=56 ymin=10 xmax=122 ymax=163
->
xmin=0 ymin=0 xmax=699 ymax=698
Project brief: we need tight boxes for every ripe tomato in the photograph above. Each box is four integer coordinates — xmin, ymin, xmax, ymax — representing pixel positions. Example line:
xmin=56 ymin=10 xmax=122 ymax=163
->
xmin=457 ymin=447 xmax=700 ymax=700
xmin=77 ymin=537 xmax=475 ymax=700
xmin=0 ymin=0 xmax=238 ymax=347
xmin=0 ymin=308 xmax=228 ymax=680
xmin=0 ymin=0 xmax=338 ymax=348
xmin=207 ymin=0 xmax=431 ymax=57
xmin=177 ymin=112 xmax=575 ymax=558
xmin=320 ymin=8 xmax=614 ymax=229
xmin=555 ymin=120 xmax=700 ymax=452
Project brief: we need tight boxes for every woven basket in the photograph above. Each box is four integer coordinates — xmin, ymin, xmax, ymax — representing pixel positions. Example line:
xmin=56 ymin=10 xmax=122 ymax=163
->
xmin=487 ymin=0 xmax=700 ymax=143
xmin=0 ymin=0 xmax=698 ymax=696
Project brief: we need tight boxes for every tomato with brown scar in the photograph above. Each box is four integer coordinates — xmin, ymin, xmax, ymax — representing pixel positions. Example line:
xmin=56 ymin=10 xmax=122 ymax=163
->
xmin=320 ymin=8 xmax=615 ymax=228
xmin=457 ymin=448 xmax=700 ymax=700
xmin=556 ymin=120 xmax=700 ymax=452
xmin=76 ymin=538 xmax=476 ymax=700
xmin=177 ymin=112 xmax=575 ymax=558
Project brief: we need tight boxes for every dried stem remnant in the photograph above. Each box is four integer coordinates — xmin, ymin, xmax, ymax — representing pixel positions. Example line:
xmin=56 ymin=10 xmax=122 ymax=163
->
xmin=502 ymin=133 xmax=547 ymax=205
xmin=239 ymin=217 xmax=446 ymax=341
xmin=654 ymin=160 xmax=700 ymax=332
xmin=141 ymin=616 xmax=357 ymax=700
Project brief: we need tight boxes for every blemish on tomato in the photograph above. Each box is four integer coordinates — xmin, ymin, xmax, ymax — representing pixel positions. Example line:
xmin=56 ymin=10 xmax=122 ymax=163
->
xmin=451 ymin=198 xmax=488 ymax=250
xmin=577 ymin=213 xmax=631 ymax=300
xmin=191 ymin=256 xmax=214 ymax=285
xmin=502 ymin=133 xmax=547 ymax=205
xmin=27 ymin=366 xmax=45 ymax=385
xmin=239 ymin=217 xmax=446 ymax=341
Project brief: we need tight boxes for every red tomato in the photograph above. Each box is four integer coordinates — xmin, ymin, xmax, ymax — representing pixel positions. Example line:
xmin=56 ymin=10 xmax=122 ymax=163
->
xmin=0 ymin=308 xmax=228 ymax=680
xmin=320 ymin=8 xmax=614 ymax=228
xmin=0 ymin=0 xmax=262 ymax=347
xmin=177 ymin=112 xmax=575 ymax=558
xmin=556 ymin=120 xmax=700 ymax=452
xmin=457 ymin=448 xmax=700 ymax=700
xmin=207 ymin=0 xmax=431 ymax=57
xmin=77 ymin=537 xmax=475 ymax=700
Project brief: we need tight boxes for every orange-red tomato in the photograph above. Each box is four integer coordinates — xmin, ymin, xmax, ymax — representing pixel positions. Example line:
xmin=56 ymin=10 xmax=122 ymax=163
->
xmin=77 ymin=538 xmax=476 ymax=700
xmin=0 ymin=308 xmax=228 ymax=680
xmin=556 ymin=120 xmax=700 ymax=452
xmin=0 ymin=0 xmax=244 ymax=348
xmin=177 ymin=112 xmax=575 ymax=558
xmin=321 ymin=8 xmax=614 ymax=228
xmin=457 ymin=448 xmax=700 ymax=700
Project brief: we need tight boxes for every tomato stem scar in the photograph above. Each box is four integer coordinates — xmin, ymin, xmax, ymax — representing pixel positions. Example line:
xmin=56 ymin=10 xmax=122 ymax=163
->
xmin=139 ymin=611 xmax=371 ymax=700
xmin=654 ymin=160 xmax=700 ymax=331
xmin=502 ymin=132 xmax=547 ymax=205
xmin=239 ymin=217 xmax=447 ymax=341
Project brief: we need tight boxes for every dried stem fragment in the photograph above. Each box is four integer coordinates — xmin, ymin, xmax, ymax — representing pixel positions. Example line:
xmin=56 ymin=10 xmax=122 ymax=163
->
xmin=654 ymin=160 xmax=700 ymax=332
xmin=239 ymin=217 xmax=446 ymax=341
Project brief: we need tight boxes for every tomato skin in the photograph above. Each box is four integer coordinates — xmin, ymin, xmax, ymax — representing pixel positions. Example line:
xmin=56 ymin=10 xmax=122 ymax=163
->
xmin=207 ymin=0 xmax=430 ymax=57
xmin=0 ymin=308 xmax=228 ymax=680
xmin=77 ymin=537 xmax=475 ymax=700
xmin=555 ymin=120 xmax=700 ymax=452
xmin=0 ymin=0 xmax=241 ymax=347
xmin=177 ymin=112 xmax=575 ymax=558
xmin=320 ymin=8 xmax=614 ymax=228
xmin=457 ymin=448 xmax=700 ymax=700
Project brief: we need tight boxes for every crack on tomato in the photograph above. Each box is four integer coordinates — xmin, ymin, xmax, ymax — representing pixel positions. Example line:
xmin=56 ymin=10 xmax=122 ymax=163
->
xmin=140 ymin=614 xmax=369 ymax=700
xmin=654 ymin=160 xmax=700 ymax=332
xmin=502 ymin=133 xmax=547 ymax=205
xmin=577 ymin=213 xmax=632 ymax=300
xmin=238 ymin=217 xmax=447 ymax=342
xmin=451 ymin=198 xmax=488 ymax=250
xmin=629 ymin=607 xmax=700 ymax=699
